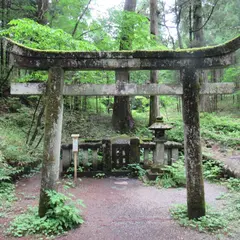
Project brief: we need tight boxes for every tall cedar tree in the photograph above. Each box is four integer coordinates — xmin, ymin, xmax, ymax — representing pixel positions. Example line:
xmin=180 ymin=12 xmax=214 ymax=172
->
xmin=149 ymin=0 xmax=159 ymax=126
xmin=112 ymin=0 xmax=137 ymax=133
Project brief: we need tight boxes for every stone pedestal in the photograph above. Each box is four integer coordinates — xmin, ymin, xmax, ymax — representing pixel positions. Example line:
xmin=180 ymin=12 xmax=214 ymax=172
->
xmin=153 ymin=139 xmax=165 ymax=165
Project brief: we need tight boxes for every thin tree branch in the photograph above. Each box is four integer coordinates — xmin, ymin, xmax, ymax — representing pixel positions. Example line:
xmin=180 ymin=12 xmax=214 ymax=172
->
xmin=137 ymin=3 xmax=147 ymax=14
xmin=160 ymin=1 xmax=175 ymax=48
xmin=174 ymin=0 xmax=183 ymax=48
xmin=28 ymin=105 xmax=45 ymax=146
xmin=26 ymin=96 xmax=42 ymax=144
xmin=78 ymin=26 xmax=103 ymax=38
xmin=72 ymin=0 xmax=92 ymax=37
xmin=35 ymin=133 xmax=44 ymax=149
xmin=1 ymin=66 xmax=13 ymax=83
xmin=192 ymin=0 xmax=219 ymax=33
xmin=189 ymin=3 xmax=192 ymax=43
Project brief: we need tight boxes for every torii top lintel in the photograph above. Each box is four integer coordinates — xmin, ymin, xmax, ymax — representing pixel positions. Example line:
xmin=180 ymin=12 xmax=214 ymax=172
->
xmin=3 ymin=35 xmax=240 ymax=71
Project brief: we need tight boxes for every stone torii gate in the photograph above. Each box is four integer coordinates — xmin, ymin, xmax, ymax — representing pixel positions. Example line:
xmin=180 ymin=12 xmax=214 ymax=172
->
xmin=4 ymin=36 xmax=240 ymax=219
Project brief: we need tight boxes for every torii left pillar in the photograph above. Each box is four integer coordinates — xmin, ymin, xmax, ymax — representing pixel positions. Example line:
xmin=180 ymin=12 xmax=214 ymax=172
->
xmin=39 ymin=67 xmax=64 ymax=217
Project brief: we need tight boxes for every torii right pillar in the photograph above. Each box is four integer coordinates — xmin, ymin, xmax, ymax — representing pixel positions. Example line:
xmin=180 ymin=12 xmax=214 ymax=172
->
xmin=182 ymin=67 xmax=205 ymax=219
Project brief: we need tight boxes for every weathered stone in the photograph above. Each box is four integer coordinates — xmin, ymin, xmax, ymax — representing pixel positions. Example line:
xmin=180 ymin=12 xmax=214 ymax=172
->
xmin=38 ymin=67 xmax=64 ymax=217
xmin=61 ymin=147 xmax=72 ymax=170
xmin=92 ymin=150 xmax=98 ymax=171
xmin=164 ymin=141 xmax=183 ymax=149
xmin=81 ymin=150 xmax=88 ymax=168
xmin=4 ymin=35 xmax=240 ymax=70
xmin=102 ymin=139 xmax=111 ymax=172
xmin=130 ymin=137 xmax=140 ymax=164
xmin=182 ymin=67 xmax=205 ymax=219
xmin=11 ymin=82 xmax=238 ymax=96
xmin=153 ymin=139 xmax=165 ymax=165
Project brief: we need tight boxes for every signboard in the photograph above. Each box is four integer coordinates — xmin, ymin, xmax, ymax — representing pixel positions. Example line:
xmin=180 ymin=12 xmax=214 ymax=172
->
xmin=71 ymin=134 xmax=79 ymax=152
xmin=72 ymin=138 xmax=78 ymax=152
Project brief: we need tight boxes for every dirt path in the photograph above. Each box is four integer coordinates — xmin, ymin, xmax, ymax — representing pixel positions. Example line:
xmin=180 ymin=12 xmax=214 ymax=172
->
xmin=0 ymin=174 xmax=236 ymax=240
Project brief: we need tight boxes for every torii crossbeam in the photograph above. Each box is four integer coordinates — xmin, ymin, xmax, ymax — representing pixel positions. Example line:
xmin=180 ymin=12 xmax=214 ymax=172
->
xmin=3 ymin=35 xmax=240 ymax=219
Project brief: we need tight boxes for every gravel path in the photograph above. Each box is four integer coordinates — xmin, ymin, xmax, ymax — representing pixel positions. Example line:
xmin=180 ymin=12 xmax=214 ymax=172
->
xmin=0 ymin=174 xmax=235 ymax=240
xmin=57 ymin=177 xmax=229 ymax=240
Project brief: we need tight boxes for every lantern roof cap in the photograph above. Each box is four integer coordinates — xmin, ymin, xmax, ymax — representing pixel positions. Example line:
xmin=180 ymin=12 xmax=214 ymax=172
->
xmin=149 ymin=116 xmax=173 ymax=130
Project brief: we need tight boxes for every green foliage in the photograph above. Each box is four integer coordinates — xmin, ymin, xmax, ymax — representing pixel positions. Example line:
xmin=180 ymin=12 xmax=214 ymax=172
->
xmin=167 ymin=113 xmax=240 ymax=147
xmin=108 ymin=9 xmax=167 ymax=50
xmin=225 ymin=177 xmax=240 ymax=192
xmin=1 ymin=18 xmax=96 ymax=51
xmin=223 ymin=66 xmax=240 ymax=83
xmin=16 ymin=72 xmax=48 ymax=83
xmin=49 ymin=0 xmax=92 ymax=37
xmin=166 ymin=116 xmax=184 ymax=143
xmin=204 ymin=1 xmax=240 ymax=45
xmin=155 ymin=159 xmax=186 ymax=188
xmin=0 ymin=109 xmax=42 ymax=178
xmin=0 ymin=182 xmax=17 ymax=208
xmin=0 ymin=150 xmax=21 ymax=181
xmin=94 ymin=173 xmax=106 ymax=179
xmin=8 ymin=190 xmax=85 ymax=237
xmin=200 ymin=113 xmax=240 ymax=147
xmin=201 ymin=113 xmax=240 ymax=134
xmin=128 ymin=163 xmax=146 ymax=178
xmin=131 ymin=96 xmax=149 ymax=112
xmin=171 ymin=187 xmax=240 ymax=237
xmin=170 ymin=205 xmax=228 ymax=233
xmin=203 ymin=159 xmax=224 ymax=181
xmin=66 ymin=166 xmax=83 ymax=174
xmin=62 ymin=111 xmax=117 ymax=142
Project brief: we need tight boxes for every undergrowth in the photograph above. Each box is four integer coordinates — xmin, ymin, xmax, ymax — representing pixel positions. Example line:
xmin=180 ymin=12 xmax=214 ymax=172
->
xmin=170 ymin=205 xmax=229 ymax=234
xmin=0 ymin=109 xmax=42 ymax=180
xmin=224 ymin=177 xmax=240 ymax=191
xmin=155 ymin=158 xmax=186 ymax=188
xmin=170 ymin=188 xmax=240 ymax=237
xmin=170 ymin=160 xmax=240 ymax=236
xmin=203 ymin=159 xmax=224 ymax=181
xmin=128 ymin=163 xmax=146 ymax=178
xmin=166 ymin=113 xmax=240 ymax=148
xmin=0 ymin=182 xmax=17 ymax=211
xmin=8 ymin=190 xmax=85 ymax=237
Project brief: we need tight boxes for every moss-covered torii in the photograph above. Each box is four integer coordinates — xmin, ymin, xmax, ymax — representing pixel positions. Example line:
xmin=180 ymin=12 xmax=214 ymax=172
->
xmin=4 ymin=35 xmax=240 ymax=219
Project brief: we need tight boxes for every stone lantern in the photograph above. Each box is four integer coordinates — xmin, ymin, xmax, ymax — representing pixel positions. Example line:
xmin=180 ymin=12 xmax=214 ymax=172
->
xmin=149 ymin=116 xmax=173 ymax=165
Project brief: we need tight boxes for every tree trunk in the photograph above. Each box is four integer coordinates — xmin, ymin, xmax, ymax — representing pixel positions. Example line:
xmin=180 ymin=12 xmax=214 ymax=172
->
xmin=0 ymin=0 xmax=6 ymax=96
xmin=113 ymin=71 xmax=134 ymax=132
xmin=149 ymin=0 xmax=159 ymax=126
xmin=112 ymin=0 xmax=136 ymax=133
xmin=174 ymin=0 xmax=183 ymax=49
xmin=37 ymin=0 xmax=49 ymax=24
xmin=210 ymin=69 xmax=220 ymax=112
xmin=191 ymin=0 xmax=204 ymax=47
xmin=38 ymin=67 xmax=64 ymax=217
xmin=191 ymin=0 xmax=209 ymax=112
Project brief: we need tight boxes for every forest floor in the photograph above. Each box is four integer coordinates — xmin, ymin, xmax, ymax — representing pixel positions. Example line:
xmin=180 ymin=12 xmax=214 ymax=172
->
xmin=0 ymin=172 xmax=239 ymax=240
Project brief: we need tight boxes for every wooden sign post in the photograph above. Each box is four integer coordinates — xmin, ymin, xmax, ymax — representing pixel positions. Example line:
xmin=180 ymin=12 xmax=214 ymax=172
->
xmin=71 ymin=134 xmax=79 ymax=184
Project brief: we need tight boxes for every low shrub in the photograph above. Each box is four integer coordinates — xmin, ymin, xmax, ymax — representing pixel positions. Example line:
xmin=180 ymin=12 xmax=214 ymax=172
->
xmin=128 ymin=163 xmax=146 ymax=178
xmin=203 ymin=159 xmax=224 ymax=181
xmin=8 ymin=190 xmax=85 ymax=237
xmin=155 ymin=158 xmax=186 ymax=188
xmin=170 ymin=204 xmax=228 ymax=233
